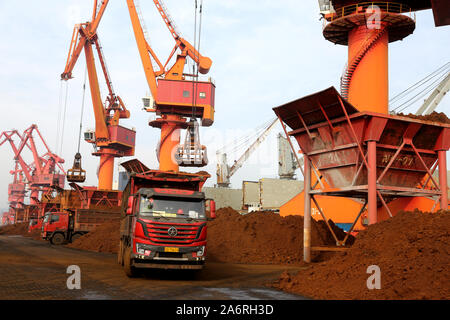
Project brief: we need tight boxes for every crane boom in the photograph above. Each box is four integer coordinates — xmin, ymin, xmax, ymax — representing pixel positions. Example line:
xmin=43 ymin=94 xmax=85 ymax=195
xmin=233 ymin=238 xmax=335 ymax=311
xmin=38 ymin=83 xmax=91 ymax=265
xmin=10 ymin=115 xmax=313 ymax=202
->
xmin=127 ymin=0 xmax=215 ymax=172
xmin=19 ymin=125 xmax=66 ymax=177
xmin=127 ymin=0 xmax=212 ymax=97
xmin=0 ymin=130 xmax=34 ymax=183
xmin=153 ymin=0 xmax=180 ymax=41
xmin=61 ymin=0 xmax=135 ymax=190
xmin=415 ymin=71 xmax=450 ymax=115
xmin=1 ymin=126 xmax=66 ymax=184
xmin=216 ymin=118 xmax=278 ymax=187
xmin=127 ymin=0 xmax=163 ymax=100
xmin=62 ymin=0 xmax=110 ymax=81
xmin=153 ymin=0 xmax=211 ymax=75
xmin=228 ymin=118 xmax=278 ymax=178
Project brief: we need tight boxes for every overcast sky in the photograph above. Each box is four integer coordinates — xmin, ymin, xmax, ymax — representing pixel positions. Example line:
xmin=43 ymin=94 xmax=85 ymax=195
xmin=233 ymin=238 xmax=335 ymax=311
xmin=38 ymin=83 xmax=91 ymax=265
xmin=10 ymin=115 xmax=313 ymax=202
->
xmin=0 ymin=1 xmax=449 ymax=210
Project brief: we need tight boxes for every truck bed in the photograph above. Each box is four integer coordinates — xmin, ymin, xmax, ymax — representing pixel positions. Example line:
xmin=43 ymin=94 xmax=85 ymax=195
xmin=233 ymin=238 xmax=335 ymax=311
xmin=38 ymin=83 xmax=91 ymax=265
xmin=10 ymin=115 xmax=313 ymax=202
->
xmin=74 ymin=209 xmax=121 ymax=232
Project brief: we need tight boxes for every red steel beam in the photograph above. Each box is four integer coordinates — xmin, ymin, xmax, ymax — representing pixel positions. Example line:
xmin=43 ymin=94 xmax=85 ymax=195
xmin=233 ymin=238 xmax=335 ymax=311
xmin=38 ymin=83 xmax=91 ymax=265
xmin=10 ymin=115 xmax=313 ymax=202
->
xmin=303 ymin=156 xmax=311 ymax=263
xmin=367 ymin=140 xmax=377 ymax=224
xmin=438 ymin=150 xmax=448 ymax=209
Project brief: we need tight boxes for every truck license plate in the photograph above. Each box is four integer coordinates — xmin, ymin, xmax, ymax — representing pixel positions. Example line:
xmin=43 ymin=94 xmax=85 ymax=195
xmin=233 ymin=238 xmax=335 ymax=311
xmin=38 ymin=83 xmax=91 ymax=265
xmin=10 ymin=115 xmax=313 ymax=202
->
xmin=164 ymin=247 xmax=179 ymax=253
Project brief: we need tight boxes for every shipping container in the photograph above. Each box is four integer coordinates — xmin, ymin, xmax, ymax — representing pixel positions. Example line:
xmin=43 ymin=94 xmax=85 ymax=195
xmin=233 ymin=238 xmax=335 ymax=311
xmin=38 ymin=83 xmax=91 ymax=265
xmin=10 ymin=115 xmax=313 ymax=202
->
xmin=242 ymin=181 xmax=260 ymax=210
xmin=259 ymin=178 xmax=303 ymax=210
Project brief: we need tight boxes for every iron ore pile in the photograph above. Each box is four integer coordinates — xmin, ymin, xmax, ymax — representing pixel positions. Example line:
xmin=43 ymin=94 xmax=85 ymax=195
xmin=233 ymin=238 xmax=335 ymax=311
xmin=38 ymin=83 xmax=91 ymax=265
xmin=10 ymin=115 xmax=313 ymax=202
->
xmin=398 ymin=111 xmax=450 ymax=124
xmin=0 ymin=222 xmax=41 ymax=240
xmin=206 ymin=207 xmax=351 ymax=264
xmin=273 ymin=209 xmax=450 ymax=300
xmin=67 ymin=219 xmax=121 ymax=253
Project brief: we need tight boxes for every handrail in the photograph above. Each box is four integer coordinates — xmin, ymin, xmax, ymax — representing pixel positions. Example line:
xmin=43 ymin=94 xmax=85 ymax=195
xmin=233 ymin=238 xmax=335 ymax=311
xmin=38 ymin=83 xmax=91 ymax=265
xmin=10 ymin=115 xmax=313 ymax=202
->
xmin=325 ymin=2 xmax=415 ymax=23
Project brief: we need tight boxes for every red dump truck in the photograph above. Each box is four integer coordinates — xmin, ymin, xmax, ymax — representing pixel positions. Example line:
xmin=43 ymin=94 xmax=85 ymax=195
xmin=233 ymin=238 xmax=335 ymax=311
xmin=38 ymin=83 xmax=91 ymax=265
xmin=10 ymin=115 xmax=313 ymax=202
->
xmin=117 ymin=160 xmax=216 ymax=277
xmin=41 ymin=209 xmax=121 ymax=245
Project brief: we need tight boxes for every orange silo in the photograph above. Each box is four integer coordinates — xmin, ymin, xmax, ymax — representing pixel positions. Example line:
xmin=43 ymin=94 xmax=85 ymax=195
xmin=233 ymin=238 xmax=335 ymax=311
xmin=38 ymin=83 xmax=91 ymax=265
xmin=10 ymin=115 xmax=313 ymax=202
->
xmin=280 ymin=2 xmax=449 ymax=229
xmin=322 ymin=2 xmax=416 ymax=114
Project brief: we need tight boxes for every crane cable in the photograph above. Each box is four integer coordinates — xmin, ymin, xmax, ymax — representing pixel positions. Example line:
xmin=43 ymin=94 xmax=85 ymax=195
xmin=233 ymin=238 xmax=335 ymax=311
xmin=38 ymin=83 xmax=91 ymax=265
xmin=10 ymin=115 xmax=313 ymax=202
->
xmin=190 ymin=0 xmax=198 ymax=120
xmin=191 ymin=0 xmax=203 ymax=120
xmin=217 ymin=118 xmax=274 ymax=154
xmin=390 ymin=62 xmax=449 ymax=105
xmin=392 ymin=70 xmax=449 ymax=113
xmin=391 ymin=62 xmax=450 ymax=105
xmin=227 ymin=121 xmax=273 ymax=154
xmin=55 ymin=80 xmax=64 ymax=152
xmin=77 ymin=67 xmax=88 ymax=153
xmin=234 ymin=119 xmax=276 ymax=153
xmin=55 ymin=80 xmax=69 ymax=156
xmin=59 ymin=81 xmax=70 ymax=156
xmin=390 ymin=62 xmax=450 ymax=112
xmin=195 ymin=0 xmax=204 ymax=116
xmin=217 ymin=117 xmax=277 ymax=154
xmin=226 ymin=118 xmax=273 ymax=150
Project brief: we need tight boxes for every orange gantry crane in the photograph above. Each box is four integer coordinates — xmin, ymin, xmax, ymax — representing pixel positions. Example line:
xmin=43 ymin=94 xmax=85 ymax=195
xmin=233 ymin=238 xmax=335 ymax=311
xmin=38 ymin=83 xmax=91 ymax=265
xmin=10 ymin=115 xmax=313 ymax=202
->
xmin=18 ymin=125 xmax=66 ymax=194
xmin=62 ymin=0 xmax=135 ymax=190
xmin=0 ymin=131 xmax=27 ymax=223
xmin=1 ymin=125 xmax=66 ymax=222
xmin=127 ymin=0 xmax=215 ymax=172
xmin=0 ymin=124 xmax=64 ymax=204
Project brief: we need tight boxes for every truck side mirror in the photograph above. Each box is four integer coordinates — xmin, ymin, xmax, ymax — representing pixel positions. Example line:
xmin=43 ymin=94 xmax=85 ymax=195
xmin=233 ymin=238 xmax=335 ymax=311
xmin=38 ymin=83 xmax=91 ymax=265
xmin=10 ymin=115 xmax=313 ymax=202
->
xmin=210 ymin=200 xmax=216 ymax=219
xmin=126 ymin=196 xmax=135 ymax=215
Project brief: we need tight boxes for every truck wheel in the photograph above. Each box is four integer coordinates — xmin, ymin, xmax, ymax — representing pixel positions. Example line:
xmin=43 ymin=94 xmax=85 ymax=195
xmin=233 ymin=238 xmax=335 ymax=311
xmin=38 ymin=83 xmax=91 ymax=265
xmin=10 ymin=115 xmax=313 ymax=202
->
xmin=71 ymin=233 xmax=82 ymax=243
xmin=50 ymin=233 xmax=65 ymax=245
xmin=117 ymin=240 xmax=124 ymax=265
xmin=123 ymin=246 xmax=138 ymax=278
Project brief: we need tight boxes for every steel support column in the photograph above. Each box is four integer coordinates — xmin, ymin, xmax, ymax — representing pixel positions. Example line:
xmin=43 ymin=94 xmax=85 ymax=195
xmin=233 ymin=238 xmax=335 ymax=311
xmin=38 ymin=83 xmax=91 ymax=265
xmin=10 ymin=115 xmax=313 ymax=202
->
xmin=438 ymin=150 xmax=448 ymax=210
xmin=367 ymin=140 xmax=377 ymax=224
xmin=304 ymin=155 xmax=311 ymax=263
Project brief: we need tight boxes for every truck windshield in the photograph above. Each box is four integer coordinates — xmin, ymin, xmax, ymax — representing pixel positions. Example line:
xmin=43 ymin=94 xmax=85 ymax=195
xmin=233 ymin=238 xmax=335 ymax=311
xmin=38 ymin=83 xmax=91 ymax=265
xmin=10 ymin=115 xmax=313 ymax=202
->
xmin=43 ymin=214 xmax=50 ymax=224
xmin=139 ymin=197 xmax=205 ymax=219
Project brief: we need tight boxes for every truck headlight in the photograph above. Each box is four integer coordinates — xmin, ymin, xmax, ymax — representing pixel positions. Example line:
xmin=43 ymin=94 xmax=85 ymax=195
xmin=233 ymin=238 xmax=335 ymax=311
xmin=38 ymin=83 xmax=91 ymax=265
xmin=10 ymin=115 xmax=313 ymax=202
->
xmin=196 ymin=246 xmax=205 ymax=257
xmin=136 ymin=242 xmax=151 ymax=256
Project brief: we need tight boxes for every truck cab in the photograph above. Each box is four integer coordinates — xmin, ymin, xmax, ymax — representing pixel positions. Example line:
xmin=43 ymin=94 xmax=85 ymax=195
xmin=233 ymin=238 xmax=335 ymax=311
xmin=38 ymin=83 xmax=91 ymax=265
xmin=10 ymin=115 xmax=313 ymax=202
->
xmin=119 ymin=187 xmax=216 ymax=276
xmin=41 ymin=212 xmax=69 ymax=245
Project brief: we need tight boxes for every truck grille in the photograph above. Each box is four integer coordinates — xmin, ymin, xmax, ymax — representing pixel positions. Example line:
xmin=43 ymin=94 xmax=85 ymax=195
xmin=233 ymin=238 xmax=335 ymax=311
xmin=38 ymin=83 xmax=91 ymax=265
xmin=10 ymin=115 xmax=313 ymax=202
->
xmin=142 ymin=221 xmax=205 ymax=244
